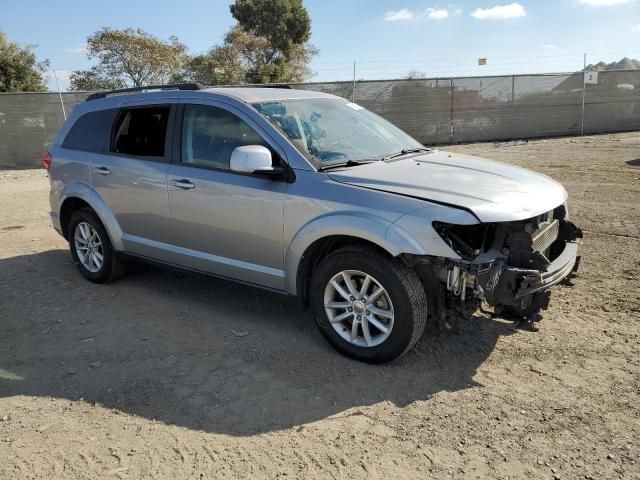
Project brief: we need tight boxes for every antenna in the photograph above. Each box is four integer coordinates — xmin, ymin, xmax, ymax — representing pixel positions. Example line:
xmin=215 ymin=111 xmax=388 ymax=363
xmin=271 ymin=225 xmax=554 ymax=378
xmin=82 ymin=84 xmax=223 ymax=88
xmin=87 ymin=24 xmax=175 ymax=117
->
xmin=53 ymin=70 xmax=67 ymax=120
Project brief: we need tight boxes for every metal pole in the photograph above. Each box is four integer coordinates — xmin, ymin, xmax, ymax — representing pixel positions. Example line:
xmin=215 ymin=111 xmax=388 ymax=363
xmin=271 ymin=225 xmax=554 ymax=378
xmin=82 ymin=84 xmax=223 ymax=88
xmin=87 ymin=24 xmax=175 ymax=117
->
xmin=352 ymin=60 xmax=356 ymax=102
xmin=580 ymin=53 xmax=586 ymax=136
xmin=53 ymin=70 xmax=67 ymax=120
xmin=449 ymin=78 xmax=454 ymax=144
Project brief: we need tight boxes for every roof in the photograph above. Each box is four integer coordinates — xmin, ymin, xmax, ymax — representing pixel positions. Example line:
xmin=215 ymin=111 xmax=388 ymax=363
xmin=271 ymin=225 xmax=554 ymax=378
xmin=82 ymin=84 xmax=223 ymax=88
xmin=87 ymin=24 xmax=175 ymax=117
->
xmin=201 ymin=87 xmax=338 ymax=103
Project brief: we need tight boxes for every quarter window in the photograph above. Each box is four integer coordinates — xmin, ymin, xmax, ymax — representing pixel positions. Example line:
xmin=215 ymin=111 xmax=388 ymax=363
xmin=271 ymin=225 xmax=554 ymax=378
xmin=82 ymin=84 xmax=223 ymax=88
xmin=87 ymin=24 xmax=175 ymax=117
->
xmin=112 ymin=107 xmax=169 ymax=157
xmin=181 ymin=104 xmax=268 ymax=170
xmin=62 ymin=109 xmax=118 ymax=152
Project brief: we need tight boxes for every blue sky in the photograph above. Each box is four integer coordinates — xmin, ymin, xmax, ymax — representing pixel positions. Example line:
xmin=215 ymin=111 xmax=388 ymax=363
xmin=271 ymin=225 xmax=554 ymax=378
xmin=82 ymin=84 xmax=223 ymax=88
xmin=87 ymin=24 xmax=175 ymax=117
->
xmin=2 ymin=0 xmax=639 ymax=90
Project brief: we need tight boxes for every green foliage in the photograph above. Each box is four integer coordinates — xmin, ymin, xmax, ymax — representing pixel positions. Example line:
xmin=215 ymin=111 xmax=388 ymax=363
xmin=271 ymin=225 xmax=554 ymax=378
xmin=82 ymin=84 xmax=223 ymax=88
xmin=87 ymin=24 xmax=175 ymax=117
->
xmin=68 ymin=67 xmax=125 ymax=91
xmin=230 ymin=0 xmax=311 ymax=55
xmin=183 ymin=0 xmax=316 ymax=85
xmin=70 ymin=28 xmax=187 ymax=90
xmin=0 ymin=32 xmax=49 ymax=92
xmin=184 ymin=44 xmax=246 ymax=86
xmin=183 ymin=26 xmax=317 ymax=86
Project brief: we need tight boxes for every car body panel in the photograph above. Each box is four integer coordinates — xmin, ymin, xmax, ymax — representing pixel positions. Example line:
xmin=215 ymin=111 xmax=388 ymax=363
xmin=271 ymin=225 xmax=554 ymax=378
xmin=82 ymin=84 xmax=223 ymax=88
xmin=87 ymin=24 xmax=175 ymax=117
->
xmin=281 ymin=169 xmax=469 ymax=295
xmin=326 ymin=150 xmax=568 ymax=222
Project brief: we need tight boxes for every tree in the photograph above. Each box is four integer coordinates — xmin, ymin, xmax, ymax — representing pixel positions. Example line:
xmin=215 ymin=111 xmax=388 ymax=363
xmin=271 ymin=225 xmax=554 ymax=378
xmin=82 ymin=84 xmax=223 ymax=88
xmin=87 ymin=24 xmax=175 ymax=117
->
xmin=183 ymin=26 xmax=317 ymax=85
xmin=0 ymin=32 xmax=49 ymax=92
xmin=69 ymin=67 xmax=125 ymax=91
xmin=403 ymin=70 xmax=428 ymax=80
xmin=184 ymin=44 xmax=246 ymax=86
xmin=230 ymin=0 xmax=311 ymax=55
xmin=219 ymin=0 xmax=316 ymax=84
xmin=70 ymin=28 xmax=187 ymax=90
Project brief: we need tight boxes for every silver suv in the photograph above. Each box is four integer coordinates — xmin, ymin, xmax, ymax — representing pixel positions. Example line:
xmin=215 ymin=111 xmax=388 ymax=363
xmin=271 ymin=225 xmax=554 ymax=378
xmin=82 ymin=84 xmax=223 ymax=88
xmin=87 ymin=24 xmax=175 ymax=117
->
xmin=46 ymin=84 xmax=581 ymax=363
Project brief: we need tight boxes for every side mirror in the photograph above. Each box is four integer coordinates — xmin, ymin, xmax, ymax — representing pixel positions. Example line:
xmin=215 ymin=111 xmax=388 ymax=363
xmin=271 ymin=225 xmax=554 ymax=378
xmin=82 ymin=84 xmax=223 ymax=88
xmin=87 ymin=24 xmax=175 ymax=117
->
xmin=230 ymin=145 xmax=283 ymax=176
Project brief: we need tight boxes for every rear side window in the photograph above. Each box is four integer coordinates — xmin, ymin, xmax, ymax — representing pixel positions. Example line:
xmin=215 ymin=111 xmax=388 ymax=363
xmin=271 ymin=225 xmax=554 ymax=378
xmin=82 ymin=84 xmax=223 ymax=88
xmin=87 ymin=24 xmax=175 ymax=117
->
xmin=62 ymin=109 xmax=118 ymax=152
xmin=112 ymin=107 xmax=170 ymax=157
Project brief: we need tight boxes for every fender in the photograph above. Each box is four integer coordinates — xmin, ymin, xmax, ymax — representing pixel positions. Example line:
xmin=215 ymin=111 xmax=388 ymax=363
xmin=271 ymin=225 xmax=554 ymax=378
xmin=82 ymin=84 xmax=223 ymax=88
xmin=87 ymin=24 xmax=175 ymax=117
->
xmin=59 ymin=181 xmax=125 ymax=251
xmin=284 ymin=211 xmax=427 ymax=296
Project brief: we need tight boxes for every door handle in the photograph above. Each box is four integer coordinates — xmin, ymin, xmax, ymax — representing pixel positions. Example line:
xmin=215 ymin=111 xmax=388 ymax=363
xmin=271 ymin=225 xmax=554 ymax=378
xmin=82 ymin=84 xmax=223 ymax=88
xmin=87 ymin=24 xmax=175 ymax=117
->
xmin=171 ymin=179 xmax=195 ymax=190
xmin=94 ymin=166 xmax=111 ymax=175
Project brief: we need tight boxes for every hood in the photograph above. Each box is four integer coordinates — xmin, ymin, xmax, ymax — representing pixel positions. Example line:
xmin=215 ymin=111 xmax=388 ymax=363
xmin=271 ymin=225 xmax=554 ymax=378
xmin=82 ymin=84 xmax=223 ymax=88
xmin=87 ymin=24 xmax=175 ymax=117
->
xmin=326 ymin=150 xmax=567 ymax=223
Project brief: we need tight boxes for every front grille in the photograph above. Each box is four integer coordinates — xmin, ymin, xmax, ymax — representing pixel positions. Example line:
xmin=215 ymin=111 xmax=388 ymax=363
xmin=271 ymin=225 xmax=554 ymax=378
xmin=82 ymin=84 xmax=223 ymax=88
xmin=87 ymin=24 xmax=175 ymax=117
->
xmin=532 ymin=219 xmax=559 ymax=253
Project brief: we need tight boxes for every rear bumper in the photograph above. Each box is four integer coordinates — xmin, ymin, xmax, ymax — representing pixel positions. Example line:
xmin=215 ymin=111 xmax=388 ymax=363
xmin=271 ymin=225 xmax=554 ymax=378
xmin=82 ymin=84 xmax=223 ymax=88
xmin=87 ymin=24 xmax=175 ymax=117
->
xmin=50 ymin=211 xmax=63 ymax=237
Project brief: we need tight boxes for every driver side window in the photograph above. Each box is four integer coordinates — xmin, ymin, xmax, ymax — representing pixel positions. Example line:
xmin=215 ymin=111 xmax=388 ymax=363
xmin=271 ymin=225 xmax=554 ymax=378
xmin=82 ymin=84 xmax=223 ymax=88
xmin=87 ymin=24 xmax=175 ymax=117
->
xmin=181 ymin=105 xmax=268 ymax=171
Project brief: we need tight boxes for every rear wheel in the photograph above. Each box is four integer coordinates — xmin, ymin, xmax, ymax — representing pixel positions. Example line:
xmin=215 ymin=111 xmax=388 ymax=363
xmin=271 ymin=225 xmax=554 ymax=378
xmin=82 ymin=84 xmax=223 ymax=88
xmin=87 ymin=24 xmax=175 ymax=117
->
xmin=68 ymin=208 xmax=126 ymax=283
xmin=310 ymin=246 xmax=427 ymax=363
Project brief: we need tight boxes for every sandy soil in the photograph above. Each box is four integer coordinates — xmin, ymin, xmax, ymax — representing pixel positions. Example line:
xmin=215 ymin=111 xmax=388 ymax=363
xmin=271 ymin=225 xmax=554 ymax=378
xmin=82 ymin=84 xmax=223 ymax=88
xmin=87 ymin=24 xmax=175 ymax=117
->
xmin=1 ymin=132 xmax=639 ymax=479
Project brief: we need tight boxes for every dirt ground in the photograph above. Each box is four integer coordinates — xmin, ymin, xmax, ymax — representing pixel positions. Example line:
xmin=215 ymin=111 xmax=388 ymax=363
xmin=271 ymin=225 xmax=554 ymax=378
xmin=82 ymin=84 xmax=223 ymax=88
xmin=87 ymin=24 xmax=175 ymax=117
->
xmin=1 ymin=132 xmax=639 ymax=479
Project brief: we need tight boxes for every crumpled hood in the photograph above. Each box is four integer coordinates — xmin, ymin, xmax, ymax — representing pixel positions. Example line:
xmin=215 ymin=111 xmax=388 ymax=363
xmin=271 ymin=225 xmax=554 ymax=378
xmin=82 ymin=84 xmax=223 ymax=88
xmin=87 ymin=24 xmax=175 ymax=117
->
xmin=326 ymin=150 xmax=568 ymax=223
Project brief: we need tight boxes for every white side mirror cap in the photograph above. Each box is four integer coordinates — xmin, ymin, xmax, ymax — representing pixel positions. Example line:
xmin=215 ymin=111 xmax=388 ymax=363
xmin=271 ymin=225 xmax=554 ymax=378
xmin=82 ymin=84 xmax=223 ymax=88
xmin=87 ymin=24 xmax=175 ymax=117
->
xmin=230 ymin=145 xmax=273 ymax=174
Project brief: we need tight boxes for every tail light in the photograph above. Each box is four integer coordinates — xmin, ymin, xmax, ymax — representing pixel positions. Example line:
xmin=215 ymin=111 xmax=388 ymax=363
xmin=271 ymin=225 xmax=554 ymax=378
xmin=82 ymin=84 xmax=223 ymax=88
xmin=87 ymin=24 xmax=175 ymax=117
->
xmin=42 ymin=152 xmax=52 ymax=170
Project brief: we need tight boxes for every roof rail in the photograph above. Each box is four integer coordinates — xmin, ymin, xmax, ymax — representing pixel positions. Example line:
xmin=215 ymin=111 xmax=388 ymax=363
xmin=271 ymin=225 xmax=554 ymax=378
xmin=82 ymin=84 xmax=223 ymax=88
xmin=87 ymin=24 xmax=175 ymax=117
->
xmin=85 ymin=83 xmax=205 ymax=101
xmin=216 ymin=83 xmax=292 ymax=89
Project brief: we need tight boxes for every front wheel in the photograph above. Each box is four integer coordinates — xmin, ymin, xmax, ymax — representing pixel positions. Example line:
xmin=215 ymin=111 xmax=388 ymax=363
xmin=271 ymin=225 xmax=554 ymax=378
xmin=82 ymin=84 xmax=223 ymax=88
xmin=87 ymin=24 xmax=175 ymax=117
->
xmin=310 ymin=246 xmax=428 ymax=363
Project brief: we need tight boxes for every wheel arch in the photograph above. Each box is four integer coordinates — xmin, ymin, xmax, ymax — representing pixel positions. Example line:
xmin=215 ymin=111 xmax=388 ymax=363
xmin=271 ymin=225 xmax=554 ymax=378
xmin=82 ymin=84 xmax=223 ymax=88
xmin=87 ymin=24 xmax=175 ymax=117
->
xmin=58 ymin=182 xmax=124 ymax=250
xmin=285 ymin=212 xmax=428 ymax=305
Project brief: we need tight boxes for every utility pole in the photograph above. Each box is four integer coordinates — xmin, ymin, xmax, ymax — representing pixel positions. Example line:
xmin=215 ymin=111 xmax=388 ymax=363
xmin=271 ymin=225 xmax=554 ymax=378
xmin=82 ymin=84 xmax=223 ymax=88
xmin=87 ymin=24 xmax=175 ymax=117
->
xmin=580 ymin=53 xmax=587 ymax=136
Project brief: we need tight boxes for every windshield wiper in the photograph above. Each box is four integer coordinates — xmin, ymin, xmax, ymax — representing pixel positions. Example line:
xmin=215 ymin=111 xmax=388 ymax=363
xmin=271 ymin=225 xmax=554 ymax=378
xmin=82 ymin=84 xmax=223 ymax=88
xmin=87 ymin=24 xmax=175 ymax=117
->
xmin=318 ymin=159 xmax=379 ymax=171
xmin=384 ymin=147 xmax=432 ymax=161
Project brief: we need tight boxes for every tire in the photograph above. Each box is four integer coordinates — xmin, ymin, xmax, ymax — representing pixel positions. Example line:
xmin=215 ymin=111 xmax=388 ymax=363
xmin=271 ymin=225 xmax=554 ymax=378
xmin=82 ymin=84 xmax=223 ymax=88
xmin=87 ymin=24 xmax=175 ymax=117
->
xmin=310 ymin=245 xmax=428 ymax=363
xmin=68 ymin=208 xmax=126 ymax=283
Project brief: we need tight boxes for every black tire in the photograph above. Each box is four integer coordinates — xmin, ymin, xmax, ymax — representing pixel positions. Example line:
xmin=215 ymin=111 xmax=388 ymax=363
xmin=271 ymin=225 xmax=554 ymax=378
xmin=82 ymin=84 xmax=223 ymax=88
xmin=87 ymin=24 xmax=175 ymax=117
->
xmin=310 ymin=245 xmax=428 ymax=363
xmin=68 ymin=208 xmax=126 ymax=283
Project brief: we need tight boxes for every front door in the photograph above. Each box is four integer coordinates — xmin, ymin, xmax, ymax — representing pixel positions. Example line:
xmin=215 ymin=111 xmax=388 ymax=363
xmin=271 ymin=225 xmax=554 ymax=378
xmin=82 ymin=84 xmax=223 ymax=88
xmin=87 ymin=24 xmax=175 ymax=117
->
xmin=166 ymin=102 xmax=287 ymax=289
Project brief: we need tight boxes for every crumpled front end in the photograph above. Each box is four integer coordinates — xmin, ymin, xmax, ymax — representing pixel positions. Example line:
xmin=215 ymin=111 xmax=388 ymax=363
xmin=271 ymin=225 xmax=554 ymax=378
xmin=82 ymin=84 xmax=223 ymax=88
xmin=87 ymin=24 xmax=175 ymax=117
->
xmin=408 ymin=203 xmax=582 ymax=319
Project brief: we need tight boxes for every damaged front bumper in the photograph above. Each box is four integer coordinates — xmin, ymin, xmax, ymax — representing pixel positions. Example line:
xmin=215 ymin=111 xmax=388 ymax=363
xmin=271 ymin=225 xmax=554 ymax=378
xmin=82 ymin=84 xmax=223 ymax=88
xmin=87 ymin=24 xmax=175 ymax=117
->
xmin=481 ymin=239 xmax=580 ymax=308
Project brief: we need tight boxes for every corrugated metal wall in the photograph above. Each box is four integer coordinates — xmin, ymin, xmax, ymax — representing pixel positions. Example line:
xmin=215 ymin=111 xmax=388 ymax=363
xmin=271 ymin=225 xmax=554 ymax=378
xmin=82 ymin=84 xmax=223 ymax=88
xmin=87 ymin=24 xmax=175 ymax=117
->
xmin=2 ymin=70 xmax=639 ymax=169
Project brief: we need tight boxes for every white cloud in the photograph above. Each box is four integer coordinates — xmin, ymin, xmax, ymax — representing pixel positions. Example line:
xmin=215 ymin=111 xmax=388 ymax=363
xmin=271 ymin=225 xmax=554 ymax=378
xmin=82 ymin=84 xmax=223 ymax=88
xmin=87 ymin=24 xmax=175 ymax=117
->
xmin=578 ymin=0 xmax=630 ymax=5
xmin=544 ymin=43 xmax=557 ymax=49
xmin=384 ymin=8 xmax=414 ymax=21
xmin=384 ymin=7 xmax=455 ymax=21
xmin=64 ymin=45 xmax=87 ymax=55
xmin=425 ymin=8 xmax=449 ymax=19
xmin=470 ymin=2 xmax=526 ymax=19
xmin=633 ymin=23 xmax=640 ymax=31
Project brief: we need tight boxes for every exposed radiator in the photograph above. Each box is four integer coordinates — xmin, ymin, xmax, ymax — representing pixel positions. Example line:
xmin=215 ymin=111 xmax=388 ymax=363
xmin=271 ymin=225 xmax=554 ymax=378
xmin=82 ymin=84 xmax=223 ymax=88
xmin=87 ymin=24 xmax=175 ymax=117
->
xmin=532 ymin=219 xmax=559 ymax=253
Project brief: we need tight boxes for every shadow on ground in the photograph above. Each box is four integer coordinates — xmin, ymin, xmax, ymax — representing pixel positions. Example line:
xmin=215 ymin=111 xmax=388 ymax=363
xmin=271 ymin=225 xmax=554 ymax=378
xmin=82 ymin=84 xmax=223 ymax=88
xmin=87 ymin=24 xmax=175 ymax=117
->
xmin=0 ymin=249 xmax=514 ymax=436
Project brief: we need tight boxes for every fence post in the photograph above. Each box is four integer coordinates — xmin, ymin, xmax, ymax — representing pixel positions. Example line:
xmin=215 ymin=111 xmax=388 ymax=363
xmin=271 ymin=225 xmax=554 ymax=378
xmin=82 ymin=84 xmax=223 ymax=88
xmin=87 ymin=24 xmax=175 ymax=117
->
xmin=449 ymin=78 xmax=454 ymax=144
xmin=352 ymin=60 xmax=356 ymax=102
xmin=580 ymin=53 xmax=587 ymax=136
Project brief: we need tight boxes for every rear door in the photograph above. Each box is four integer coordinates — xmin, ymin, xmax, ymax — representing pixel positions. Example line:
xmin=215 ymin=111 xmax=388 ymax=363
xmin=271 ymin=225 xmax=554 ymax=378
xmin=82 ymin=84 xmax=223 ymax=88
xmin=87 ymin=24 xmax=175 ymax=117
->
xmin=91 ymin=99 xmax=176 ymax=259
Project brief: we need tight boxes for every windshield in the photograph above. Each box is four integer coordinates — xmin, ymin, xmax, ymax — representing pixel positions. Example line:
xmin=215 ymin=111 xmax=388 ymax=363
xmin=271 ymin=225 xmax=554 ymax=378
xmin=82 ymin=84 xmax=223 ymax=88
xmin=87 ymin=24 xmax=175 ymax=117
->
xmin=252 ymin=98 xmax=424 ymax=168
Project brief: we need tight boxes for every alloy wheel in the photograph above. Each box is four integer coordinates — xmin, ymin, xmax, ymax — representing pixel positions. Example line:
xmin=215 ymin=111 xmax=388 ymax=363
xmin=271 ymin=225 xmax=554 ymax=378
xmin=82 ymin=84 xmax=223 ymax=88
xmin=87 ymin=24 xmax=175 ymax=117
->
xmin=323 ymin=269 xmax=395 ymax=348
xmin=74 ymin=222 xmax=104 ymax=273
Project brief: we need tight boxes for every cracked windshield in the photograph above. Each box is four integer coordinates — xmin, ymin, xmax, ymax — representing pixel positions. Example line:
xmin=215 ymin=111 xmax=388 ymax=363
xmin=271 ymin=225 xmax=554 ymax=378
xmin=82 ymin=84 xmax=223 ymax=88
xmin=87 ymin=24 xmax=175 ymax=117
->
xmin=253 ymin=98 xmax=424 ymax=168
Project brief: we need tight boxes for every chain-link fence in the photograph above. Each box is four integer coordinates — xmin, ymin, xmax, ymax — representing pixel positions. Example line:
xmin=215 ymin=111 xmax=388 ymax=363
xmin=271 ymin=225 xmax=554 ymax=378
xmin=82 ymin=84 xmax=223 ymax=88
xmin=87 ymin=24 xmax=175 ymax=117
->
xmin=2 ymin=70 xmax=639 ymax=169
